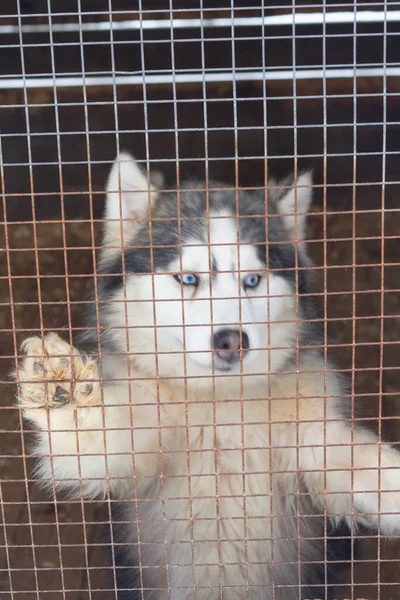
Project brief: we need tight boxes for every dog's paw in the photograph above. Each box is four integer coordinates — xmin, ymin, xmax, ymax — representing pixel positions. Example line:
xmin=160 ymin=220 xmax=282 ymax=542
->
xmin=16 ymin=333 xmax=100 ymax=411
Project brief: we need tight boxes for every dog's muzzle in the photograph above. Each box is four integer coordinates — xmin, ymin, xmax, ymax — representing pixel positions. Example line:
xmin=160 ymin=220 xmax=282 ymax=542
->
xmin=213 ymin=328 xmax=250 ymax=364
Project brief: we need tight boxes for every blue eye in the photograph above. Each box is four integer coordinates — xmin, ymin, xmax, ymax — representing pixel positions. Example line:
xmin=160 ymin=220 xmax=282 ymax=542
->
xmin=174 ymin=273 xmax=199 ymax=287
xmin=243 ymin=274 xmax=262 ymax=290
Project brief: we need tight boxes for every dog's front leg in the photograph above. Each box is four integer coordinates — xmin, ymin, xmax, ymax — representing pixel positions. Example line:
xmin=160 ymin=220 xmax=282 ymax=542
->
xmin=299 ymin=415 xmax=400 ymax=534
xmin=15 ymin=333 xmax=159 ymax=500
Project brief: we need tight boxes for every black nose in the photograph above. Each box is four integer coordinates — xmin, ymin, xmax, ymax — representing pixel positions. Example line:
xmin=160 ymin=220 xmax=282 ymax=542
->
xmin=213 ymin=328 xmax=250 ymax=362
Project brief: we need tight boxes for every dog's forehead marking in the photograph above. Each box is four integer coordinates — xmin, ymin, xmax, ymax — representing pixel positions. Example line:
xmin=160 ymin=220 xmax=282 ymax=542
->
xmin=209 ymin=209 xmax=237 ymax=272
xmin=208 ymin=210 xmax=263 ymax=274
xmin=176 ymin=209 xmax=264 ymax=276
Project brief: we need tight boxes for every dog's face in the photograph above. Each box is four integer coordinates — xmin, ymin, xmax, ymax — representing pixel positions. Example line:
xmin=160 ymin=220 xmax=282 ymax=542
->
xmin=99 ymin=154 xmax=313 ymax=382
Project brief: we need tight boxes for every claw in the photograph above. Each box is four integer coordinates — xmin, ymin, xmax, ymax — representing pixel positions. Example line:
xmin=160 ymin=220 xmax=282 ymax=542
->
xmin=80 ymin=383 xmax=93 ymax=397
xmin=59 ymin=357 xmax=70 ymax=369
xmin=54 ymin=385 xmax=73 ymax=406
xmin=33 ymin=360 xmax=45 ymax=376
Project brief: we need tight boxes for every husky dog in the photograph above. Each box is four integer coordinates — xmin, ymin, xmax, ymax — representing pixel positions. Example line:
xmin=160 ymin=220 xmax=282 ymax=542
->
xmin=16 ymin=153 xmax=400 ymax=599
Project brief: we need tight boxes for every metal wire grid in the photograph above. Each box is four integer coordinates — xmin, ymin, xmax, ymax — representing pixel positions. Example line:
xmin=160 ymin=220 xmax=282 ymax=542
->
xmin=1 ymin=1 xmax=400 ymax=599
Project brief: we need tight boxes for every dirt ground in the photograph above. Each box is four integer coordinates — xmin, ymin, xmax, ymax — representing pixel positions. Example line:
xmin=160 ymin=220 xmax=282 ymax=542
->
xmin=1 ymin=81 xmax=400 ymax=599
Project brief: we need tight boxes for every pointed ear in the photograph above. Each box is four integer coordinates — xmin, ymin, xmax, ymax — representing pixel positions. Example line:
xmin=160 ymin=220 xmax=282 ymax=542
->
xmin=275 ymin=171 xmax=313 ymax=243
xmin=102 ymin=152 xmax=161 ymax=252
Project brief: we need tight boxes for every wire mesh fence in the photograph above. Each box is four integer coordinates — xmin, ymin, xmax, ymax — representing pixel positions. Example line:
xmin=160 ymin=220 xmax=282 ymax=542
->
xmin=1 ymin=1 xmax=400 ymax=599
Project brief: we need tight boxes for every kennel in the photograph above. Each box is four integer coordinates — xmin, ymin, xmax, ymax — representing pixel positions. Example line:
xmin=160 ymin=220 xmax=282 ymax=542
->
xmin=1 ymin=1 xmax=400 ymax=598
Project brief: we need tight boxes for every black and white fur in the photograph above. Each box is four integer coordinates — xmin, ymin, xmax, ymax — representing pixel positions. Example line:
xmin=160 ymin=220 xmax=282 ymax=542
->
xmin=16 ymin=153 xmax=400 ymax=599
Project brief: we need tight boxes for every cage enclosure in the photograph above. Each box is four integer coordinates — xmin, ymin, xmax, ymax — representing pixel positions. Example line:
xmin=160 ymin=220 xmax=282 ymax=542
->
xmin=1 ymin=1 xmax=400 ymax=599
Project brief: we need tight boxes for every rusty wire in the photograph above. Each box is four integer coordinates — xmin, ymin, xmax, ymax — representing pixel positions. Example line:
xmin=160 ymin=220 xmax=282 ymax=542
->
xmin=1 ymin=2 xmax=400 ymax=599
